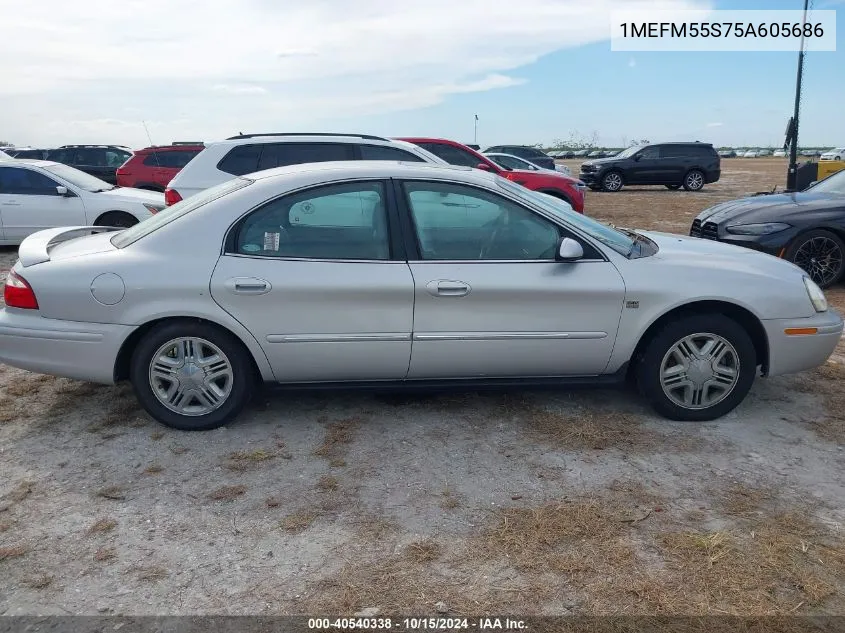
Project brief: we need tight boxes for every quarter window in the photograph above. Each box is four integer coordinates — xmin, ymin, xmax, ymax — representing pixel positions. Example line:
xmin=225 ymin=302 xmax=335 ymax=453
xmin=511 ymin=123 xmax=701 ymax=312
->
xmin=402 ymin=181 xmax=560 ymax=261
xmin=218 ymin=144 xmax=262 ymax=176
xmin=234 ymin=181 xmax=390 ymax=260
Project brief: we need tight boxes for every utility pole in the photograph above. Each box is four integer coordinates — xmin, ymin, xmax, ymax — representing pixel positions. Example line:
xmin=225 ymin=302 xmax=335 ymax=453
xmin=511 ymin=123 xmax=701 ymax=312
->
xmin=786 ymin=0 xmax=810 ymax=191
xmin=474 ymin=114 xmax=479 ymax=145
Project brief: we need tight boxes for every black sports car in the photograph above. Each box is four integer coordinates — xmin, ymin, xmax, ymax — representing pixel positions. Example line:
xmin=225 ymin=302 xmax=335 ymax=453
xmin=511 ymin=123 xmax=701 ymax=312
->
xmin=690 ymin=169 xmax=845 ymax=288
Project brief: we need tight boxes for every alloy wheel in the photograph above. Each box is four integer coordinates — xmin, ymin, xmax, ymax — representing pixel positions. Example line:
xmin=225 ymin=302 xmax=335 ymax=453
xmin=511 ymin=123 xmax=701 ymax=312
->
xmin=603 ymin=172 xmax=623 ymax=191
xmin=685 ymin=171 xmax=704 ymax=190
xmin=659 ymin=333 xmax=740 ymax=410
xmin=793 ymin=237 xmax=843 ymax=287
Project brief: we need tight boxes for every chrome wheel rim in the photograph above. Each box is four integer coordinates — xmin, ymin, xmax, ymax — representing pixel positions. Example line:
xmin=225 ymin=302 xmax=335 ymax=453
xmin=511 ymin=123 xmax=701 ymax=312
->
xmin=604 ymin=173 xmax=622 ymax=191
xmin=149 ymin=337 xmax=233 ymax=416
xmin=660 ymin=333 xmax=740 ymax=410
xmin=793 ymin=237 xmax=843 ymax=287
xmin=686 ymin=172 xmax=704 ymax=190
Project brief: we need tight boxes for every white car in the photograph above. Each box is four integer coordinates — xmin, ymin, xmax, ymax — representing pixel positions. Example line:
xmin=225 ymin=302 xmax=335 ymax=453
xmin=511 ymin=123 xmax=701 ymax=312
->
xmin=0 ymin=160 xmax=165 ymax=244
xmin=743 ymin=150 xmax=759 ymax=158
xmin=484 ymin=152 xmax=573 ymax=176
xmin=820 ymin=148 xmax=845 ymax=161
xmin=773 ymin=149 xmax=787 ymax=157
xmin=165 ymin=133 xmax=447 ymax=205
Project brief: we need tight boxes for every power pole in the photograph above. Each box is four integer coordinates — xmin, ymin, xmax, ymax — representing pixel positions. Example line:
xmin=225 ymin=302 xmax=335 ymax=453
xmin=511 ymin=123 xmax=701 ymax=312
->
xmin=786 ymin=0 xmax=810 ymax=191
xmin=474 ymin=114 xmax=479 ymax=145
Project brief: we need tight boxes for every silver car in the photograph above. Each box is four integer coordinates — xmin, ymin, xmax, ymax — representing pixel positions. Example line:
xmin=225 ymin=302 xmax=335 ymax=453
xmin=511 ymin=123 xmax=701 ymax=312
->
xmin=0 ymin=162 xmax=841 ymax=430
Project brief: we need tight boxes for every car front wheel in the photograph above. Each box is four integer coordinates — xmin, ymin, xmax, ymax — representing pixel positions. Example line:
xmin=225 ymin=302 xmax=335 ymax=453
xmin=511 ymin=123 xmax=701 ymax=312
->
xmin=601 ymin=171 xmax=624 ymax=192
xmin=636 ymin=314 xmax=756 ymax=421
xmin=785 ymin=229 xmax=845 ymax=289
xmin=130 ymin=321 xmax=255 ymax=430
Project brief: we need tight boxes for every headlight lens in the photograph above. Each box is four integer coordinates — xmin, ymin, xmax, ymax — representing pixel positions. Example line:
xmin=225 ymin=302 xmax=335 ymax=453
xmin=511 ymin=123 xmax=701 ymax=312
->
xmin=725 ymin=222 xmax=791 ymax=235
xmin=804 ymin=276 xmax=828 ymax=312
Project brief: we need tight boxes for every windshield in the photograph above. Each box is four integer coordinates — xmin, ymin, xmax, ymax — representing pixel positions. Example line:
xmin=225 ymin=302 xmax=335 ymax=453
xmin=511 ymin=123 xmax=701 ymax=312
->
xmin=44 ymin=164 xmax=113 ymax=191
xmin=808 ymin=169 xmax=845 ymax=195
xmin=111 ymin=178 xmax=252 ymax=248
xmin=615 ymin=146 xmax=642 ymax=159
xmin=496 ymin=179 xmax=636 ymax=256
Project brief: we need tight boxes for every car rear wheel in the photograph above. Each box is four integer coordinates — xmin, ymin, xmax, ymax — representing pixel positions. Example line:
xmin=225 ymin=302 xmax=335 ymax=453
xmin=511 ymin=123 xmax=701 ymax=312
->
xmin=683 ymin=170 xmax=705 ymax=191
xmin=130 ymin=321 xmax=255 ymax=431
xmin=636 ymin=314 xmax=756 ymax=421
xmin=601 ymin=171 xmax=624 ymax=192
xmin=665 ymin=184 xmax=681 ymax=190
xmin=785 ymin=229 xmax=845 ymax=289
xmin=96 ymin=211 xmax=138 ymax=229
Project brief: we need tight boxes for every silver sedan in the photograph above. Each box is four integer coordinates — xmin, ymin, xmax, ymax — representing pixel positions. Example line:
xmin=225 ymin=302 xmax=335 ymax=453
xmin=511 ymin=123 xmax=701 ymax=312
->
xmin=0 ymin=161 xmax=841 ymax=430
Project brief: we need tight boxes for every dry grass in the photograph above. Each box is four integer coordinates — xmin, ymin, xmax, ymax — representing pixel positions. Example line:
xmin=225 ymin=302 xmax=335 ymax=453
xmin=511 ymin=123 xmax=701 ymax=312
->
xmin=143 ymin=463 xmax=164 ymax=475
xmin=0 ymin=543 xmax=29 ymax=561
xmin=317 ymin=475 xmax=340 ymax=492
xmin=136 ymin=566 xmax=169 ymax=582
xmin=88 ymin=518 xmax=117 ymax=534
xmin=716 ymin=482 xmax=776 ymax=516
xmin=150 ymin=431 xmax=164 ymax=441
xmin=2 ymin=480 xmax=33 ymax=505
xmin=208 ymin=485 xmax=247 ymax=502
xmin=93 ymin=547 xmax=117 ymax=562
xmin=405 ymin=540 xmax=442 ymax=563
xmin=169 ymin=444 xmax=189 ymax=455
xmin=225 ymin=448 xmax=276 ymax=471
xmin=314 ymin=417 xmax=361 ymax=460
xmin=22 ymin=573 xmax=53 ymax=589
xmin=4 ymin=374 xmax=55 ymax=397
xmin=95 ymin=485 xmax=126 ymax=501
xmin=280 ymin=511 xmax=317 ymax=533
xmin=440 ymin=485 xmax=462 ymax=511
xmin=794 ymin=360 xmax=845 ymax=443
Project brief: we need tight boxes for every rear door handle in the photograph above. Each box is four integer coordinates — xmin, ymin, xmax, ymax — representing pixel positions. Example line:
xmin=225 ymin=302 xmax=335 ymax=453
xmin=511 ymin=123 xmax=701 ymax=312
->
xmin=225 ymin=277 xmax=272 ymax=295
xmin=426 ymin=280 xmax=471 ymax=297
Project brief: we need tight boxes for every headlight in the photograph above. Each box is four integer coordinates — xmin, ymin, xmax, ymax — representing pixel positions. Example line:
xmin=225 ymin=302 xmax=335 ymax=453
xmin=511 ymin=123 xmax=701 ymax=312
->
xmin=804 ymin=276 xmax=828 ymax=312
xmin=143 ymin=203 xmax=164 ymax=215
xmin=725 ymin=222 xmax=791 ymax=235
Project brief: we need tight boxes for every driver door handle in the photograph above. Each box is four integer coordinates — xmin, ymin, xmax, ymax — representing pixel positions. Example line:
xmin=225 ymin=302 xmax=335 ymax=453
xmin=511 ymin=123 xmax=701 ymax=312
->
xmin=426 ymin=280 xmax=471 ymax=298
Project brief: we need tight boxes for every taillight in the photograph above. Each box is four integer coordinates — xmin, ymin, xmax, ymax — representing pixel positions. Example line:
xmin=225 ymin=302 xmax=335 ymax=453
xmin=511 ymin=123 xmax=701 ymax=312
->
xmin=4 ymin=270 xmax=39 ymax=309
xmin=164 ymin=188 xmax=182 ymax=206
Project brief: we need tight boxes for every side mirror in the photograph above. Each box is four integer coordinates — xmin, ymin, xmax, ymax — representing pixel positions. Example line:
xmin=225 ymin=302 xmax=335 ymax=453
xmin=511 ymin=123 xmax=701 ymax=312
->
xmin=475 ymin=163 xmax=492 ymax=172
xmin=56 ymin=186 xmax=69 ymax=196
xmin=556 ymin=237 xmax=584 ymax=262
xmin=633 ymin=154 xmax=642 ymax=162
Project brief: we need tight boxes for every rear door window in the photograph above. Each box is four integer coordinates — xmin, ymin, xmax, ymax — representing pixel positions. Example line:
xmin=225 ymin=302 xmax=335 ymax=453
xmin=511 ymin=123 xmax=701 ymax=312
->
xmin=218 ymin=144 xmax=263 ymax=176
xmin=256 ymin=143 xmax=355 ymax=171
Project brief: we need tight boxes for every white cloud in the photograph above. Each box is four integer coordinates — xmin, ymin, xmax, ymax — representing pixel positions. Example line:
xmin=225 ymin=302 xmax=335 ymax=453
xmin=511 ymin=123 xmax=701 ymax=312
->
xmin=628 ymin=57 xmax=637 ymax=68
xmin=706 ymin=122 xmax=724 ymax=127
xmin=0 ymin=0 xmax=711 ymax=146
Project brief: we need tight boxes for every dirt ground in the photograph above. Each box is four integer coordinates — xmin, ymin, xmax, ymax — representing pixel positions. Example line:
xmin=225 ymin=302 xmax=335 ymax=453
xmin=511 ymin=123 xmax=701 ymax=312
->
xmin=0 ymin=158 xmax=843 ymax=617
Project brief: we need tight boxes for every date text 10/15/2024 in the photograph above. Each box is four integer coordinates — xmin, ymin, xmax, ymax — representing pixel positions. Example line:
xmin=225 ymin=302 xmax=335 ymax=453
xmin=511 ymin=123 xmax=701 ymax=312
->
xmin=308 ymin=617 xmax=527 ymax=630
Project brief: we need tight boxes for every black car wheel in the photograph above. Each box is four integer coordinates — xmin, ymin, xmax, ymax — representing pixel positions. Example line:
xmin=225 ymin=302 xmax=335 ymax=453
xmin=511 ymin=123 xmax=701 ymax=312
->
xmin=95 ymin=211 xmax=138 ymax=228
xmin=683 ymin=170 xmax=705 ymax=191
xmin=636 ymin=314 xmax=756 ymax=421
xmin=601 ymin=171 xmax=624 ymax=192
xmin=785 ymin=229 xmax=845 ymax=288
xmin=665 ymin=184 xmax=681 ymax=190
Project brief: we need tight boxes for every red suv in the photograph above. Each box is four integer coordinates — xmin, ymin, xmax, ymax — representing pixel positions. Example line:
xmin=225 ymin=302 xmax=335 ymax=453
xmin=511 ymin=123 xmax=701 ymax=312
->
xmin=116 ymin=143 xmax=204 ymax=191
xmin=398 ymin=138 xmax=586 ymax=213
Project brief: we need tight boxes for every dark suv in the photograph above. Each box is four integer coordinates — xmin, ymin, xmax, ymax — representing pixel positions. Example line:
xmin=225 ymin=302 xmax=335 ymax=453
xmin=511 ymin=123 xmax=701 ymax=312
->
xmin=45 ymin=145 xmax=134 ymax=184
xmin=482 ymin=145 xmax=556 ymax=170
xmin=579 ymin=142 xmax=720 ymax=192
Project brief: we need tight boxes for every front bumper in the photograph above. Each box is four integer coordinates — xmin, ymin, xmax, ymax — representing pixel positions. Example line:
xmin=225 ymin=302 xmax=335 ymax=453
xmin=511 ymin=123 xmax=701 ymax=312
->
xmin=0 ymin=308 xmax=135 ymax=384
xmin=579 ymin=171 xmax=600 ymax=185
xmin=763 ymin=309 xmax=843 ymax=377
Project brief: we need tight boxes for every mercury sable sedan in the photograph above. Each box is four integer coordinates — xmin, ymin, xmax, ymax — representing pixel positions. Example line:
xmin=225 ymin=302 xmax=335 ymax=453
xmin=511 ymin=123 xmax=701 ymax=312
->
xmin=0 ymin=162 xmax=841 ymax=430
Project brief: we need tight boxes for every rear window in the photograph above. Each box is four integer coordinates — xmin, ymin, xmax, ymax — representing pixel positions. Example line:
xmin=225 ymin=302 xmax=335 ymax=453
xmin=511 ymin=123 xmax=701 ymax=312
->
xmin=111 ymin=178 xmax=252 ymax=248
xmin=142 ymin=150 xmax=201 ymax=169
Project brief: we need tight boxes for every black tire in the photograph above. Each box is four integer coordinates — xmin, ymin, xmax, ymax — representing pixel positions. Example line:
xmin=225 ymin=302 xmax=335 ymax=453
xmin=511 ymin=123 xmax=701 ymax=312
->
xmin=636 ymin=314 xmax=756 ymax=421
xmin=96 ymin=211 xmax=138 ymax=229
xmin=665 ymin=184 xmax=681 ymax=190
xmin=601 ymin=171 xmax=624 ymax=192
xmin=785 ymin=229 xmax=845 ymax=289
xmin=682 ymin=169 xmax=705 ymax=191
xmin=129 ymin=321 xmax=255 ymax=431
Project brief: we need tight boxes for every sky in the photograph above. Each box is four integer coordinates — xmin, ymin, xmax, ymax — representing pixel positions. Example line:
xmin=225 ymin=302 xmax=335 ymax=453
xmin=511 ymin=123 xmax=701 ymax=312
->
xmin=0 ymin=0 xmax=842 ymax=150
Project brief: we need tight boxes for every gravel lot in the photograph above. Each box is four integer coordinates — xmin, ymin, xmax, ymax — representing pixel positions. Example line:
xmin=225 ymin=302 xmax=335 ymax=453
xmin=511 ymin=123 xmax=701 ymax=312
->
xmin=0 ymin=159 xmax=843 ymax=616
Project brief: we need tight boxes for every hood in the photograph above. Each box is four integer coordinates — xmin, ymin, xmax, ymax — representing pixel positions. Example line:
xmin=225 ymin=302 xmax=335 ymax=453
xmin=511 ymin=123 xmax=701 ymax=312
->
xmin=96 ymin=187 xmax=165 ymax=204
xmin=695 ymin=191 xmax=845 ymax=224
xmin=582 ymin=157 xmax=618 ymax=168
xmin=510 ymin=168 xmax=578 ymax=184
xmin=640 ymin=230 xmax=804 ymax=277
